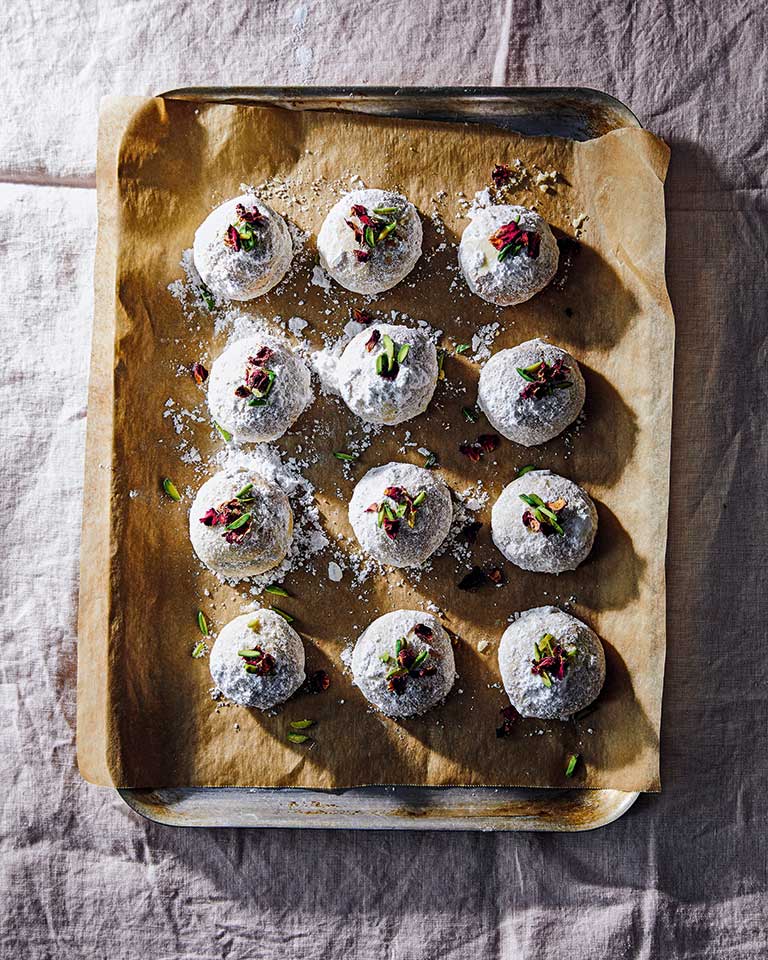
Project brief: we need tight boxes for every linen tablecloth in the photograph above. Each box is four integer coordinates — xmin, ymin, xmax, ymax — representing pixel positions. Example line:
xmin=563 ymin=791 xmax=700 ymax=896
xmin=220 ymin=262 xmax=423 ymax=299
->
xmin=1 ymin=1 xmax=766 ymax=956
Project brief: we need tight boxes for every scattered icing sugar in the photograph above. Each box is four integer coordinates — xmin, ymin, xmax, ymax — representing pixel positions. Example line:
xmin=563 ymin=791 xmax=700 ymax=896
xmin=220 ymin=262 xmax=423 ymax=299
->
xmin=470 ymin=322 xmax=501 ymax=363
xmin=311 ymin=265 xmax=331 ymax=289
xmin=167 ymin=248 xmax=215 ymax=319
xmin=288 ymin=316 xmax=308 ymax=336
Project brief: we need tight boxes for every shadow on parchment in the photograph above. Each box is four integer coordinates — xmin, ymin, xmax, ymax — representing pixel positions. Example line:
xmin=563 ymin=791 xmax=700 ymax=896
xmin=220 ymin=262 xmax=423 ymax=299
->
xmin=563 ymin=363 xmax=639 ymax=488
xmin=547 ymin=500 xmax=647 ymax=612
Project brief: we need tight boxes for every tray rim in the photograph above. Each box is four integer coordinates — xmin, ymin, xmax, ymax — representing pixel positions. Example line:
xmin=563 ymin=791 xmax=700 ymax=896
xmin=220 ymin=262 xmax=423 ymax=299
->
xmin=97 ymin=84 xmax=646 ymax=831
xmin=160 ymin=84 xmax=641 ymax=140
xmin=119 ymin=784 xmax=639 ymax=832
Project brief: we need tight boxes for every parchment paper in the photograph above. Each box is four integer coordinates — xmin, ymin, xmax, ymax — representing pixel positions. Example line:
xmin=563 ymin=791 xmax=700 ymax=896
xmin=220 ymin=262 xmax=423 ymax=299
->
xmin=78 ymin=96 xmax=672 ymax=791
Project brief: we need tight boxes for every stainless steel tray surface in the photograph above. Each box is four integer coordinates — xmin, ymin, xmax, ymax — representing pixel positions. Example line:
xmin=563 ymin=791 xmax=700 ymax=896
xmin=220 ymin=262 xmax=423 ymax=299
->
xmin=122 ymin=85 xmax=642 ymax=831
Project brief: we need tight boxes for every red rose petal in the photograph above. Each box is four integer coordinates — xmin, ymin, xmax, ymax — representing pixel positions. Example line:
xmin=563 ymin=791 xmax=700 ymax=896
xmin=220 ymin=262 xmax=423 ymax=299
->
xmin=224 ymin=224 xmax=241 ymax=251
xmin=191 ymin=362 xmax=208 ymax=384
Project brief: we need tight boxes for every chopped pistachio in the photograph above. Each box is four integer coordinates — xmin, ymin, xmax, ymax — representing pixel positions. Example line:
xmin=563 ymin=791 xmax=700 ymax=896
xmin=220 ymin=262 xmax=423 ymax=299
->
xmin=386 ymin=666 xmax=408 ymax=680
xmin=162 ymin=478 xmax=181 ymax=502
xmin=517 ymin=464 xmax=536 ymax=477
xmin=225 ymin=512 xmax=251 ymax=531
xmin=191 ymin=641 xmax=208 ymax=659
xmin=199 ymin=283 xmax=215 ymax=311
xmin=396 ymin=343 xmax=410 ymax=364
xmin=462 ymin=406 xmax=479 ymax=423
xmin=333 ymin=451 xmax=357 ymax=462
xmin=289 ymin=719 xmax=315 ymax=730
xmin=234 ymin=482 xmax=253 ymax=500
xmin=264 ymin=584 xmax=289 ymax=597
xmin=412 ymin=649 xmax=429 ymax=668
xmin=214 ymin=421 xmax=233 ymax=441
xmin=197 ymin=610 xmax=209 ymax=636
xmin=377 ymin=220 xmax=398 ymax=241
xmin=565 ymin=753 xmax=580 ymax=777
xmin=412 ymin=490 xmax=427 ymax=508
xmin=454 ymin=343 xmax=470 ymax=355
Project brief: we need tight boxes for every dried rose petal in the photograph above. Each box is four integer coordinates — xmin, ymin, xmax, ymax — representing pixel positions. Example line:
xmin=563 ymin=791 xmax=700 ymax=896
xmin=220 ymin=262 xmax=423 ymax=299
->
xmin=414 ymin=624 xmax=434 ymax=641
xmin=486 ymin=567 xmax=504 ymax=585
xmin=191 ymin=362 xmax=208 ymax=384
xmin=224 ymin=529 xmax=248 ymax=544
xmin=250 ymin=346 xmax=275 ymax=365
xmin=346 ymin=219 xmax=364 ymax=243
xmin=365 ymin=329 xmax=381 ymax=352
xmin=489 ymin=221 xmax=541 ymax=259
xmin=491 ymin=163 xmax=513 ymax=187
xmin=489 ymin=221 xmax=523 ymax=251
xmin=354 ymin=249 xmax=371 ymax=263
xmin=459 ymin=442 xmax=482 ymax=463
xmin=383 ymin=486 xmax=407 ymax=503
xmin=520 ymin=358 xmax=571 ymax=400
xmin=246 ymin=367 xmax=271 ymax=394
xmin=224 ymin=224 xmax=241 ymax=250
xmin=388 ymin=674 xmax=408 ymax=695
xmin=531 ymin=643 xmax=569 ymax=681
xmin=397 ymin=647 xmax=416 ymax=669
xmin=235 ymin=203 xmax=264 ymax=224
xmin=353 ymin=309 xmax=373 ymax=325
xmin=382 ymin=517 xmax=401 ymax=540
xmin=200 ymin=507 xmax=224 ymax=526
xmin=496 ymin=705 xmax=519 ymax=738
xmin=478 ymin=434 xmax=500 ymax=453
xmin=522 ymin=510 xmax=542 ymax=533
xmin=234 ymin=384 xmax=251 ymax=398
xmin=365 ymin=502 xmax=379 ymax=513
xmin=302 ymin=670 xmax=330 ymax=694
xmin=350 ymin=204 xmax=374 ymax=227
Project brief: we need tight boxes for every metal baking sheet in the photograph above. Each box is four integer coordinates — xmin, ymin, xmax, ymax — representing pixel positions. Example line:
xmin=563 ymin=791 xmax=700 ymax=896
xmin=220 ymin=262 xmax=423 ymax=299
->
xmin=112 ymin=85 xmax=642 ymax=830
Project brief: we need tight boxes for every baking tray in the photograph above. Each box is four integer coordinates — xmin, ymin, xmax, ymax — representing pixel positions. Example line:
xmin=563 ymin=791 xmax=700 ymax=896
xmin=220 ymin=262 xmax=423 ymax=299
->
xmin=102 ymin=85 xmax=643 ymax=830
